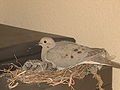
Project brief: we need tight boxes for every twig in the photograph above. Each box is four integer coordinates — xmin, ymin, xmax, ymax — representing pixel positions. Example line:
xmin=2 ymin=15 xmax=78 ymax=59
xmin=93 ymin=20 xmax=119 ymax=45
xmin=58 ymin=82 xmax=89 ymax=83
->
xmin=93 ymin=73 xmax=104 ymax=90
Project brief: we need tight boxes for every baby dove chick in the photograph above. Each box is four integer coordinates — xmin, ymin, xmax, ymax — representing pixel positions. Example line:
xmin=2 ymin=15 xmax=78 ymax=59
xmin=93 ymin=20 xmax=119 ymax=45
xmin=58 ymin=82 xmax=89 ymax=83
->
xmin=22 ymin=60 xmax=57 ymax=72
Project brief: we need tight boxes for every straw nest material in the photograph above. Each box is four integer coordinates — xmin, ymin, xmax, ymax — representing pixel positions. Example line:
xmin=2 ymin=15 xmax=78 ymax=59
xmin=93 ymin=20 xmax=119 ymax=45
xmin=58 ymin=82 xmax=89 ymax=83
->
xmin=0 ymin=63 xmax=104 ymax=90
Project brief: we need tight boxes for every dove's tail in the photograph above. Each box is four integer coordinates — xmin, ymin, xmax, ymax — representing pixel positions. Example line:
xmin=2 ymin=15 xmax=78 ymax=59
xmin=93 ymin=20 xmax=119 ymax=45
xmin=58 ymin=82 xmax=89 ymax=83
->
xmin=87 ymin=56 xmax=120 ymax=69
xmin=108 ymin=60 xmax=120 ymax=69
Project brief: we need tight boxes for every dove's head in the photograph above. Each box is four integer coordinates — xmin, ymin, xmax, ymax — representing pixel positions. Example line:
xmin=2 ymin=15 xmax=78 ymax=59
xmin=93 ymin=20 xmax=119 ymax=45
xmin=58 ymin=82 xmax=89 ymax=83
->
xmin=39 ymin=37 xmax=56 ymax=50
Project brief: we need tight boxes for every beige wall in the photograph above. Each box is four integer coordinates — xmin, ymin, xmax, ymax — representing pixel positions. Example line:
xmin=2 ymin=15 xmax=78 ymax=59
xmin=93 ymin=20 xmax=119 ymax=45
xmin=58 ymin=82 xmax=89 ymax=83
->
xmin=0 ymin=0 xmax=120 ymax=89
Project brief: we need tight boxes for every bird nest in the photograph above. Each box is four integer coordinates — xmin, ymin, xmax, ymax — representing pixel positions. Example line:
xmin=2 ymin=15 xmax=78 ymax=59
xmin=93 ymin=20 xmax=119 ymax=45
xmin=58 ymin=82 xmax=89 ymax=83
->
xmin=0 ymin=64 xmax=104 ymax=90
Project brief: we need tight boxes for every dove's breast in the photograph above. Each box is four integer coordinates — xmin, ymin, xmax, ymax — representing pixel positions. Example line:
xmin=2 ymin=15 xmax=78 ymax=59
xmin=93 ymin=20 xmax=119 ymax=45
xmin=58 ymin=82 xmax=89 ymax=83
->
xmin=46 ymin=41 xmax=89 ymax=68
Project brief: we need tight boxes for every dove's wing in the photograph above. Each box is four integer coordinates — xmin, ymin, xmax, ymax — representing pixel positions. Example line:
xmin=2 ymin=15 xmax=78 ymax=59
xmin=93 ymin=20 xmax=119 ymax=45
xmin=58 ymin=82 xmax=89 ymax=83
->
xmin=46 ymin=40 xmax=120 ymax=69
xmin=46 ymin=41 xmax=91 ymax=68
xmin=77 ymin=47 xmax=120 ymax=69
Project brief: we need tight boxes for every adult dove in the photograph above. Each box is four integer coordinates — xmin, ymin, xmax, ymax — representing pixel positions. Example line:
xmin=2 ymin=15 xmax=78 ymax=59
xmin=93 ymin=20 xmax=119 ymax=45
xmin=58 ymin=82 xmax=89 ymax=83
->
xmin=39 ymin=37 xmax=120 ymax=69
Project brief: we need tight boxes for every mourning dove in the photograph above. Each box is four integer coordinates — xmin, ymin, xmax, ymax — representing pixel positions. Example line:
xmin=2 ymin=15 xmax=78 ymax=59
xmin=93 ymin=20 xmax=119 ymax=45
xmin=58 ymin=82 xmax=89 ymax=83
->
xmin=38 ymin=37 xmax=120 ymax=69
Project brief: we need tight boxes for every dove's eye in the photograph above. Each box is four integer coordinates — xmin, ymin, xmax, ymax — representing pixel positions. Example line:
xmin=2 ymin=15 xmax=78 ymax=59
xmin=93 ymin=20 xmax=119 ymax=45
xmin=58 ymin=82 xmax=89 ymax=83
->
xmin=44 ymin=40 xmax=47 ymax=43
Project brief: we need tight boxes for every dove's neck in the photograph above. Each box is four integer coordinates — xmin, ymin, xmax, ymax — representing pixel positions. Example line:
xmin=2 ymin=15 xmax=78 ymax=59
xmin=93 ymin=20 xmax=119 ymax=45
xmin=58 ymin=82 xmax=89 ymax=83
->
xmin=41 ymin=48 xmax=48 ymax=61
xmin=41 ymin=43 xmax=56 ymax=61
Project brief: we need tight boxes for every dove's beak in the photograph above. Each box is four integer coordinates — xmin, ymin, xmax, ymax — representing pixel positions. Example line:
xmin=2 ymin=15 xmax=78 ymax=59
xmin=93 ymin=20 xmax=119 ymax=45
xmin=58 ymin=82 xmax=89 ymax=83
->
xmin=38 ymin=42 xmax=43 ymax=46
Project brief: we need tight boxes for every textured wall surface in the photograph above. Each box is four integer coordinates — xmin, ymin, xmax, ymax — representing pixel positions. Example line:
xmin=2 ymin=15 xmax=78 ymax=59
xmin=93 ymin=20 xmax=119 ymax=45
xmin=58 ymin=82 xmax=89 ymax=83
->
xmin=0 ymin=0 xmax=120 ymax=89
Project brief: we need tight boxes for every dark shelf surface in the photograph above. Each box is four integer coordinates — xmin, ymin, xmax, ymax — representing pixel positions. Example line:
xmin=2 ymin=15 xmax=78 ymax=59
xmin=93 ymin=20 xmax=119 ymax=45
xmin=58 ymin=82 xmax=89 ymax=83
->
xmin=0 ymin=24 xmax=75 ymax=49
